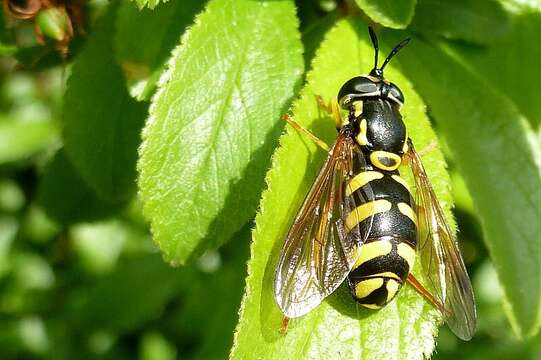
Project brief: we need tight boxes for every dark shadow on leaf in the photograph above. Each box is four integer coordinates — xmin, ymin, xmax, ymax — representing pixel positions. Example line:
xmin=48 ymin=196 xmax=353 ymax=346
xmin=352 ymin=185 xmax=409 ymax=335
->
xmin=38 ymin=149 xmax=126 ymax=224
xmin=326 ymin=283 xmax=372 ymax=320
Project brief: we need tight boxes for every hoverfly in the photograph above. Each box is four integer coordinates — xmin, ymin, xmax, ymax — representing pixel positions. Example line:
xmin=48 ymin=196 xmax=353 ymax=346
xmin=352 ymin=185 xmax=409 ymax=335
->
xmin=274 ymin=27 xmax=476 ymax=340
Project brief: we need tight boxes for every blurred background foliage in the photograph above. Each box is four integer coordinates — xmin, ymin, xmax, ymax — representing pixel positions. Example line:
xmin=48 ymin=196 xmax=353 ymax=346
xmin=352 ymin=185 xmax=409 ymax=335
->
xmin=0 ymin=0 xmax=541 ymax=359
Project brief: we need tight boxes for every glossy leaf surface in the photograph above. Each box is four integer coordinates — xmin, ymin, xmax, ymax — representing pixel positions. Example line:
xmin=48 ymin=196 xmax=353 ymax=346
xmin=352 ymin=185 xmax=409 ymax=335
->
xmin=354 ymin=0 xmax=416 ymax=29
xmin=138 ymin=0 xmax=303 ymax=264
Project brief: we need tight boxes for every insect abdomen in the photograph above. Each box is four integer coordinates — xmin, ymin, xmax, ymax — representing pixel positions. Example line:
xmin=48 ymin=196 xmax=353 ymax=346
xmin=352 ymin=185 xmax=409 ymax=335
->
xmin=345 ymin=169 xmax=417 ymax=309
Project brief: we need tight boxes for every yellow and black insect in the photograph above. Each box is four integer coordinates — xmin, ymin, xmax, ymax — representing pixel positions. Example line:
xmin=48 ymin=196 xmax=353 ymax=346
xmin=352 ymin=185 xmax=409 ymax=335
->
xmin=274 ymin=27 xmax=476 ymax=340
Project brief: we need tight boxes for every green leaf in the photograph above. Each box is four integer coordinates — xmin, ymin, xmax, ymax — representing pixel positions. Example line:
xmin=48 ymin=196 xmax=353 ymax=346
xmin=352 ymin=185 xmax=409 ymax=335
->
xmin=20 ymin=205 xmax=60 ymax=245
xmin=35 ymin=7 xmax=71 ymax=42
xmin=410 ymin=0 xmax=511 ymax=44
xmin=0 ymin=119 xmax=59 ymax=164
xmin=139 ymin=331 xmax=176 ymax=360
xmin=354 ymin=0 xmax=417 ymax=29
xmin=0 ymin=179 xmax=25 ymax=213
xmin=231 ymin=19 xmax=453 ymax=360
xmin=0 ymin=6 xmax=6 ymax=39
xmin=444 ymin=9 xmax=541 ymax=127
xmin=63 ymin=4 xmax=147 ymax=204
xmin=394 ymin=31 xmax=541 ymax=338
xmin=70 ymin=220 xmax=132 ymax=275
xmin=0 ymin=216 xmax=18 ymax=279
xmin=297 ymin=1 xmax=340 ymax=65
xmin=115 ymin=0 xmax=204 ymax=101
xmin=171 ymin=226 xmax=250 ymax=360
xmin=0 ymin=44 xmax=17 ymax=56
xmin=11 ymin=252 xmax=55 ymax=291
xmin=0 ymin=6 xmax=16 ymax=56
xmin=138 ymin=0 xmax=304 ymax=264
xmin=67 ymin=254 xmax=184 ymax=334
xmin=132 ymin=0 xmax=167 ymax=10
xmin=38 ymin=150 xmax=123 ymax=224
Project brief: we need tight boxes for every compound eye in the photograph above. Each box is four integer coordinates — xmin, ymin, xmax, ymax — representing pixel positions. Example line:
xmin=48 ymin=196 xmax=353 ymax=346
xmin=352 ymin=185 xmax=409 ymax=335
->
xmin=388 ymin=83 xmax=405 ymax=105
xmin=338 ymin=76 xmax=378 ymax=108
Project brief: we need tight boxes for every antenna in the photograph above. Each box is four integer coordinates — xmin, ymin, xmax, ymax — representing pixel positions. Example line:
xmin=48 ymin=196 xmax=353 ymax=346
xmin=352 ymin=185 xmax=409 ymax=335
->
xmin=368 ymin=27 xmax=379 ymax=70
xmin=380 ymin=37 xmax=411 ymax=71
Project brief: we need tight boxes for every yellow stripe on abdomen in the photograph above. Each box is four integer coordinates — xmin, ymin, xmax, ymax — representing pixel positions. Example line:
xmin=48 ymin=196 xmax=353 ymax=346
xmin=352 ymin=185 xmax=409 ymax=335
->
xmin=396 ymin=242 xmax=416 ymax=271
xmin=346 ymin=171 xmax=383 ymax=196
xmin=397 ymin=202 xmax=417 ymax=226
xmin=345 ymin=199 xmax=392 ymax=232
xmin=391 ymin=174 xmax=411 ymax=192
xmin=386 ymin=279 xmax=401 ymax=302
xmin=355 ymin=277 xmax=384 ymax=299
xmin=352 ymin=239 xmax=393 ymax=269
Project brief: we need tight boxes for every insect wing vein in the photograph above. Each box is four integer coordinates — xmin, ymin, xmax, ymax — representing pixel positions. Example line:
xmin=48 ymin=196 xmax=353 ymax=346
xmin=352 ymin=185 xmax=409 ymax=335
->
xmin=406 ymin=139 xmax=477 ymax=340
xmin=274 ymin=134 xmax=372 ymax=318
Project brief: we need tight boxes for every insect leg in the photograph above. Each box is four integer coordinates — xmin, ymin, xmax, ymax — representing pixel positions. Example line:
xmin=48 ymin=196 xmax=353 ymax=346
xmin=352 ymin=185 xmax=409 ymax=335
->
xmin=280 ymin=316 xmax=290 ymax=334
xmin=406 ymin=273 xmax=447 ymax=314
xmin=282 ymin=114 xmax=331 ymax=152
xmin=315 ymin=95 xmax=342 ymax=129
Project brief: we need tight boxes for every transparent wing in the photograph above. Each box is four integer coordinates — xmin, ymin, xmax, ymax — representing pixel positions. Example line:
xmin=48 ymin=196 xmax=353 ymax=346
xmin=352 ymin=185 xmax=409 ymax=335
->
xmin=274 ymin=134 xmax=374 ymax=318
xmin=405 ymin=139 xmax=477 ymax=340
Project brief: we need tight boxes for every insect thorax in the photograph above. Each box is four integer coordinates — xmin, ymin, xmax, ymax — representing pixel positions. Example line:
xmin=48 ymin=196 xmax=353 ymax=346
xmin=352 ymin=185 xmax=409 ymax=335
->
xmin=353 ymin=98 xmax=407 ymax=171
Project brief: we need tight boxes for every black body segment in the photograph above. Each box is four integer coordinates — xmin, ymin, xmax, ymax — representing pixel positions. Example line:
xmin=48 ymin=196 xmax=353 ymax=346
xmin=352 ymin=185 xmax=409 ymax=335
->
xmin=337 ymin=76 xmax=405 ymax=108
xmin=338 ymin=76 xmax=379 ymax=104
xmin=344 ymin=157 xmax=417 ymax=309
xmin=361 ymin=98 xmax=406 ymax=154
xmin=348 ymin=237 xmax=411 ymax=308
